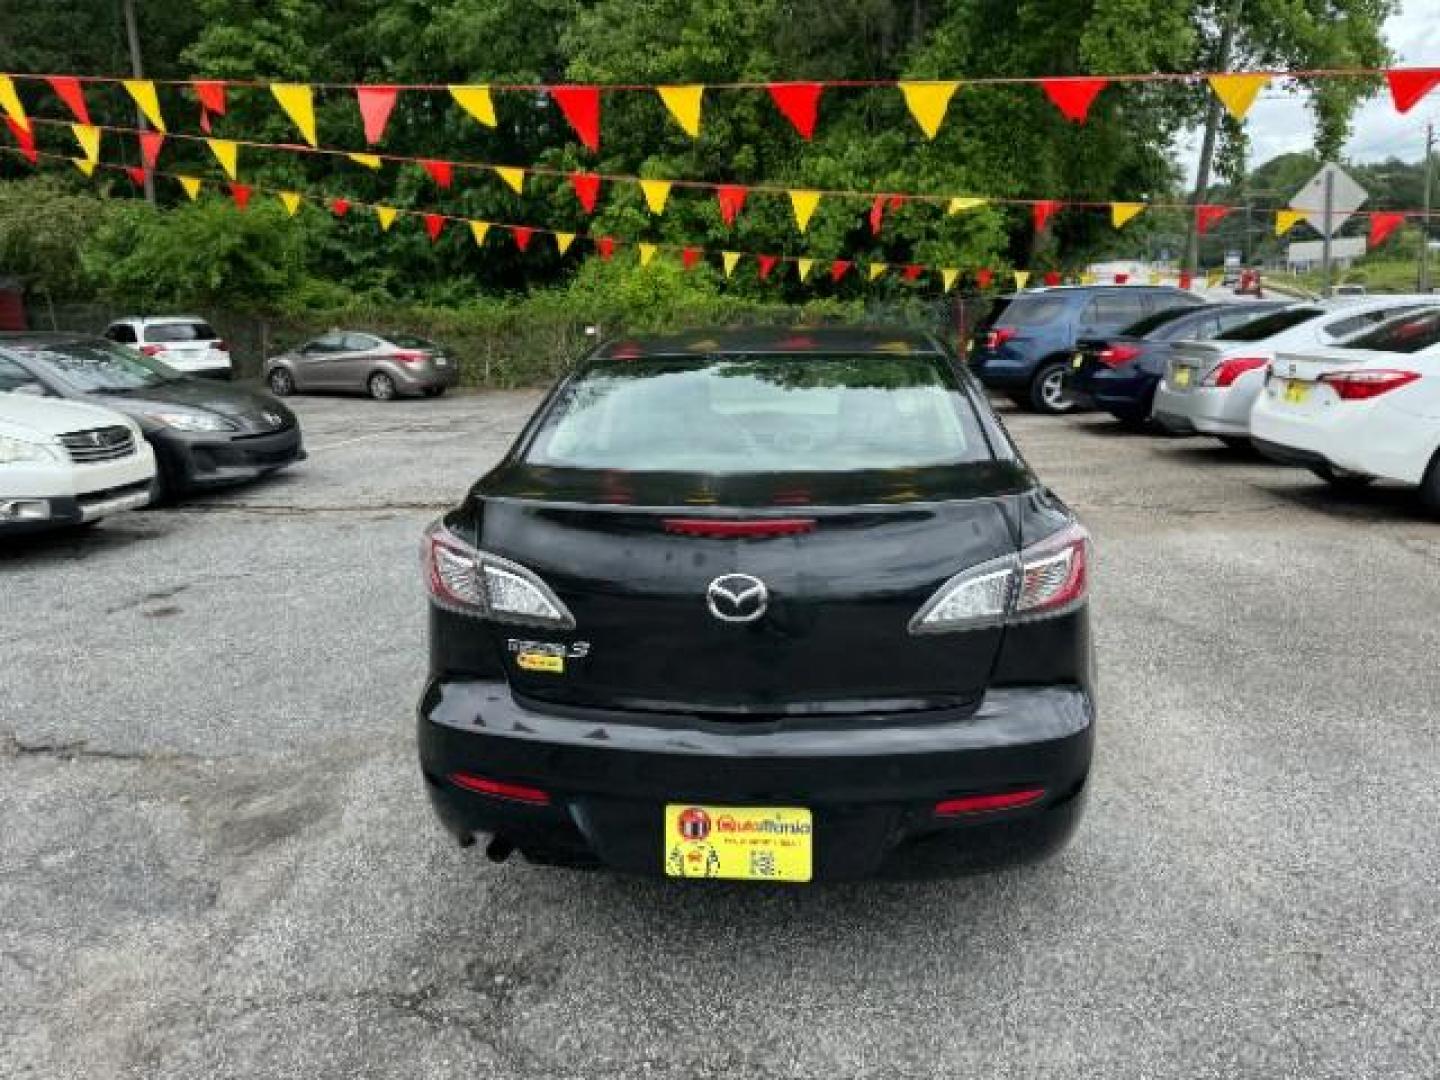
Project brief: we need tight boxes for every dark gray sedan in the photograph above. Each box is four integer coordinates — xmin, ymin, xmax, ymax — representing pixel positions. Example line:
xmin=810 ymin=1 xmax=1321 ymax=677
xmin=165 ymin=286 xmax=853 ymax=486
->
xmin=264 ymin=331 xmax=460 ymax=400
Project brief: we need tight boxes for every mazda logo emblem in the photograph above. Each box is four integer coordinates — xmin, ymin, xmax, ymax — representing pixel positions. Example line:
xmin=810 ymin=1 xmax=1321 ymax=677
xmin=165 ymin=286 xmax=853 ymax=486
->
xmin=706 ymin=573 xmax=769 ymax=624
xmin=263 ymin=411 xmax=283 ymax=427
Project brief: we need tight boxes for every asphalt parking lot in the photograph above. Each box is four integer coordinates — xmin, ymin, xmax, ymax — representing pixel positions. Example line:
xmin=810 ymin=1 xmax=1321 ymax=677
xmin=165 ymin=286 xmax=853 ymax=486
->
xmin=4 ymin=390 xmax=1439 ymax=1080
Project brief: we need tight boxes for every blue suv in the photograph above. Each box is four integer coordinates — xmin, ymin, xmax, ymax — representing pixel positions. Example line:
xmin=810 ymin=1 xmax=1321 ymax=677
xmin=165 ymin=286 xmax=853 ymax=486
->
xmin=967 ymin=286 xmax=1205 ymax=413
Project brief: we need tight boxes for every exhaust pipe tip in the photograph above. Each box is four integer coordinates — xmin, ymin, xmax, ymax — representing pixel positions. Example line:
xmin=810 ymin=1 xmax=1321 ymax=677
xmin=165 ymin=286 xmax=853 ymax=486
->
xmin=485 ymin=836 xmax=515 ymax=864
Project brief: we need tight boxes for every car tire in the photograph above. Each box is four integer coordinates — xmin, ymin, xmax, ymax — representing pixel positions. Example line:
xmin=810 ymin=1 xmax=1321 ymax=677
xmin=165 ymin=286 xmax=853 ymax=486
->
xmin=266 ymin=368 xmax=295 ymax=396
xmin=1309 ymin=463 xmax=1374 ymax=491
xmin=1027 ymin=361 xmax=1076 ymax=415
xmin=1219 ymin=435 xmax=1253 ymax=452
xmin=368 ymin=372 xmax=397 ymax=401
xmin=1419 ymin=451 xmax=1440 ymax=519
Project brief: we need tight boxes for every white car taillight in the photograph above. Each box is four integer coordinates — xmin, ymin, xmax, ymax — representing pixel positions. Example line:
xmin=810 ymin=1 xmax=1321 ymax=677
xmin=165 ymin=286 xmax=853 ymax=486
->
xmin=909 ymin=522 xmax=1090 ymax=633
xmin=422 ymin=520 xmax=575 ymax=628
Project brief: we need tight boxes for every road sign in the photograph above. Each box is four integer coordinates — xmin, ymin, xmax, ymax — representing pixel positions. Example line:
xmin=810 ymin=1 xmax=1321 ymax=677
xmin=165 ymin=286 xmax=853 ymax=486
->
xmin=1289 ymin=163 xmax=1368 ymax=237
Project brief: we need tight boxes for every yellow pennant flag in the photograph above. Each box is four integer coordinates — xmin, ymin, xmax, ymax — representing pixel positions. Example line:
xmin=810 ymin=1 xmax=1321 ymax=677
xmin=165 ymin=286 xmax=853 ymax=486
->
xmin=1111 ymin=202 xmax=1145 ymax=228
xmin=1206 ymin=269 xmax=1225 ymax=289
xmin=0 ymin=75 xmax=28 ymax=132
xmin=469 ymin=220 xmax=491 ymax=246
xmin=789 ymin=190 xmax=821 ymax=232
xmin=1148 ymin=272 xmax=1162 ymax=285
xmin=449 ymin=85 xmax=497 ymax=128
xmin=177 ymin=175 xmax=202 ymax=201
xmin=1208 ymin=74 xmax=1269 ymax=121
xmin=640 ymin=179 xmax=672 ymax=214
xmin=122 ymin=79 xmax=165 ymax=132
xmin=1079 ymin=272 xmax=1097 ymax=285
xmin=941 ymin=267 xmax=959 ymax=292
xmin=1014 ymin=270 xmax=1030 ymax=290
xmin=375 ymin=206 xmax=398 ymax=231
xmin=279 ymin=192 xmax=303 ymax=217
xmin=722 ymin=251 xmax=741 ymax=278
xmin=638 ymin=243 xmax=658 ymax=267
xmin=796 ymin=257 xmax=814 ymax=282
xmin=1274 ymin=209 xmax=1305 ymax=237
xmin=898 ymin=81 xmax=959 ymax=140
xmin=71 ymin=123 xmax=101 ymax=163
xmin=71 ymin=157 xmax=96 ymax=178
xmin=348 ymin=152 xmax=382 ymax=169
xmin=554 ymin=231 xmax=575 ymax=255
xmin=657 ymin=85 xmax=704 ymax=138
xmin=494 ymin=166 xmax=525 ymax=194
xmin=868 ymin=263 xmax=887 ymax=282
xmin=271 ymin=83 xmax=317 ymax=146
xmin=206 ymin=138 xmax=238 ymax=180
xmin=948 ymin=197 xmax=987 ymax=214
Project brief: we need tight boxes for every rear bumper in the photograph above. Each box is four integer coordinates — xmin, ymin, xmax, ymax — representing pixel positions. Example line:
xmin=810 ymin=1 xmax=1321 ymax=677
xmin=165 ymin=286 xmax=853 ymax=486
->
xmin=417 ymin=680 xmax=1095 ymax=880
xmin=1251 ymin=394 xmax=1435 ymax=486
xmin=394 ymin=363 xmax=461 ymax=392
xmin=1152 ymin=382 xmax=1254 ymax=436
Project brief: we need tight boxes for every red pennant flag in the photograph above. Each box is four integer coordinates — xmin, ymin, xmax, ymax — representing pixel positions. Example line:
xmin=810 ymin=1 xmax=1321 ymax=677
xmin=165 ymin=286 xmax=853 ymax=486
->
xmin=1386 ymin=69 xmax=1440 ymax=114
xmin=356 ymin=85 xmax=399 ymax=144
xmin=46 ymin=76 xmax=90 ymax=124
xmin=511 ymin=226 xmax=534 ymax=252
xmin=902 ymin=264 xmax=924 ymax=282
xmin=767 ymin=82 xmax=823 ymax=139
xmin=1114 ymin=272 xmax=1129 ymax=285
xmin=5 ymin=118 xmax=36 ymax=164
xmin=138 ymin=130 xmax=164 ymax=169
xmin=424 ymin=213 xmax=445 ymax=242
xmin=1196 ymin=204 xmax=1230 ymax=235
xmin=421 ymin=160 xmax=453 ymax=189
xmin=125 ymin=166 xmax=146 ymax=187
xmin=717 ymin=184 xmax=748 ymax=226
xmin=869 ymin=195 xmax=888 ymax=235
xmin=569 ymin=171 xmax=602 ymax=213
xmin=1044 ymin=271 xmax=1061 ymax=287
xmin=229 ymin=183 xmax=252 ymax=210
xmin=976 ymin=268 xmax=994 ymax=289
xmin=830 ymin=259 xmax=851 ymax=283
xmin=330 ymin=197 xmax=350 ymax=217
xmin=1179 ymin=271 xmax=1193 ymax=290
xmin=550 ymin=85 xmax=601 ymax=152
xmin=1033 ymin=200 xmax=1061 ymax=233
xmin=194 ymin=80 xmax=227 ymax=133
xmin=1041 ymin=78 xmax=1108 ymax=123
xmin=681 ymin=247 xmax=702 ymax=271
xmin=1369 ymin=211 xmax=1405 ymax=247
xmin=757 ymin=254 xmax=779 ymax=280
xmin=596 ymin=235 xmax=616 ymax=261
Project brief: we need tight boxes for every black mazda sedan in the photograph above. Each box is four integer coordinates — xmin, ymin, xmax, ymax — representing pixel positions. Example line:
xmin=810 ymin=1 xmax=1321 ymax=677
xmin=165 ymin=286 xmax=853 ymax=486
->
xmin=419 ymin=328 xmax=1094 ymax=882
xmin=0 ymin=334 xmax=304 ymax=497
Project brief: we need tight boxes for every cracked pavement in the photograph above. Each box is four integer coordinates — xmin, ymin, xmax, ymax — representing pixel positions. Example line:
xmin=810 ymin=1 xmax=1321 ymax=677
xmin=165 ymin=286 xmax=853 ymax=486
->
xmin=3 ymin=391 xmax=1439 ymax=1079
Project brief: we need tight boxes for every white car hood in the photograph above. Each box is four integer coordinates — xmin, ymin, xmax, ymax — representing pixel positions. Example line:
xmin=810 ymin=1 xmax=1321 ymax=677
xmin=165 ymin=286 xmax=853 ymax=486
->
xmin=0 ymin=393 xmax=136 ymax=439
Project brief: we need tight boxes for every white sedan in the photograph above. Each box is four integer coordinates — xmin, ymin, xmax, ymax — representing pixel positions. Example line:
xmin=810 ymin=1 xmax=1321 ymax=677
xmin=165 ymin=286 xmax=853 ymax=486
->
xmin=1152 ymin=295 xmax=1435 ymax=449
xmin=1251 ymin=306 xmax=1440 ymax=515
xmin=0 ymin=372 xmax=156 ymax=534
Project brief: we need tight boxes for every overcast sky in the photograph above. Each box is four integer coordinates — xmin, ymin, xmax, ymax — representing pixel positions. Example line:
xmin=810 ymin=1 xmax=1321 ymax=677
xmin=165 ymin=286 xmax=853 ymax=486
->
xmin=1179 ymin=0 xmax=1439 ymax=182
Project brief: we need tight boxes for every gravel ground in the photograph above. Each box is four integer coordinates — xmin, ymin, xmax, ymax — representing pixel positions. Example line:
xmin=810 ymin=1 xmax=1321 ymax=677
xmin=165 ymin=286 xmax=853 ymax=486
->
xmin=3 ymin=389 xmax=1439 ymax=1080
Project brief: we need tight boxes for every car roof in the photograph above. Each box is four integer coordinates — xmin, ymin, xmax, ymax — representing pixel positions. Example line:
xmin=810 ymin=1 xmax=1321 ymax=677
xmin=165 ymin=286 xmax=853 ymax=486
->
xmin=999 ymin=285 xmax=1190 ymax=301
xmin=593 ymin=327 xmax=944 ymax=359
xmin=108 ymin=316 xmax=208 ymax=325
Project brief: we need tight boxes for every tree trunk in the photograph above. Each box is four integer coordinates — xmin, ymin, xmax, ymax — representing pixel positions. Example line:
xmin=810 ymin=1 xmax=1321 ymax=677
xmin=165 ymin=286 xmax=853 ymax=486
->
xmin=121 ymin=0 xmax=156 ymax=206
xmin=1184 ymin=0 xmax=1243 ymax=275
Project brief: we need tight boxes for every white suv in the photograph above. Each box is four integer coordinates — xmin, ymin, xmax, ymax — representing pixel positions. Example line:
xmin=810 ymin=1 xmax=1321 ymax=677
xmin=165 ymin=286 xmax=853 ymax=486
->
xmin=104 ymin=317 xmax=233 ymax=378
xmin=0 ymin=361 xmax=156 ymax=533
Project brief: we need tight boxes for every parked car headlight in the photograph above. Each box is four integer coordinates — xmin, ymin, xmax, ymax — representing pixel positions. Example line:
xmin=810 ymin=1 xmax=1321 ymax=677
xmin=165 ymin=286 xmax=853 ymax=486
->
xmin=0 ymin=435 xmax=60 ymax=465
xmin=146 ymin=410 xmax=238 ymax=433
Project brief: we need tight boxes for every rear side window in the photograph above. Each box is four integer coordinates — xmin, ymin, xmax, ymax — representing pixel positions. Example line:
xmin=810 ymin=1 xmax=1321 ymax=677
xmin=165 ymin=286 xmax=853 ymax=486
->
xmin=343 ymin=333 xmax=381 ymax=350
xmin=388 ymin=333 xmax=437 ymax=349
xmin=1084 ymin=292 xmax=1148 ymax=326
xmin=147 ymin=322 xmax=217 ymax=342
xmin=1340 ymin=309 xmax=1440 ymax=353
xmin=1216 ymin=307 xmax=1322 ymax=342
xmin=105 ymin=324 xmax=137 ymax=344
xmin=526 ymin=353 xmax=991 ymax=477
xmin=992 ymin=295 xmax=1072 ymax=328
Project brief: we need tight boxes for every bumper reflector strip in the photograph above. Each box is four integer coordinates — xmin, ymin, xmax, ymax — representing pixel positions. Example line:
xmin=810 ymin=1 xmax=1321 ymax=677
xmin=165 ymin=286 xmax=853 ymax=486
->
xmin=449 ymin=772 xmax=551 ymax=805
xmin=934 ymin=788 xmax=1045 ymax=816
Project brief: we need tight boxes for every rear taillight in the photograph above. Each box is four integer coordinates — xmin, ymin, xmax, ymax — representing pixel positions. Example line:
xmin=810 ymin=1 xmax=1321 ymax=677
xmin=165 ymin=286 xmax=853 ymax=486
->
xmin=448 ymin=773 xmax=550 ymax=805
xmin=1096 ymin=344 xmax=1141 ymax=366
xmin=422 ymin=520 xmax=575 ymax=628
xmin=393 ymin=350 xmax=427 ymax=363
xmin=909 ymin=521 xmax=1090 ymax=634
xmin=140 ymin=344 xmax=165 ymax=357
xmin=982 ymin=327 xmax=1018 ymax=350
xmin=1204 ymin=356 xmax=1268 ymax=388
xmin=935 ymin=788 xmax=1045 ymax=816
xmin=1319 ymin=369 xmax=1421 ymax=401
xmin=213 ymin=340 xmax=229 ymax=353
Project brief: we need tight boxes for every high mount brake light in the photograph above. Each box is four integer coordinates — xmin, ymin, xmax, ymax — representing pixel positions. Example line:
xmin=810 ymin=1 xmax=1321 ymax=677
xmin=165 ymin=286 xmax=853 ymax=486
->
xmin=1096 ymin=344 xmax=1141 ymax=366
xmin=983 ymin=327 xmax=1018 ymax=350
xmin=1204 ymin=356 xmax=1268 ymax=388
xmin=909 ymin=522 xmax=1090 ymax=634
xmin=421 ymin=520 xmax=576 ymax=628
xmin=663 ymin=518 xmax=816 ymax=538
xmin=1320 ymin=369 xmax=1421 ymax=400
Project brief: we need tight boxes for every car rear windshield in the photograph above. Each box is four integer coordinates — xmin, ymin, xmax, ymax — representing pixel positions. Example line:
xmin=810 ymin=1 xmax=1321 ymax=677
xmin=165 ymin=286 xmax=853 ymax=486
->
xmin=388 ymin=333 xmax=437 ymax=350
xmin=1215 ymin=307 xmax=1322 ymax=341
xmin=1339 ymin=308 xmax=1440 ymax=353
xmin=9 ymin=340 xmax=179 ymax=391
xmin=147 ymin=322 xmax=218 ymax=342
xmin=525 ymin=353 xmax=993 ymax=477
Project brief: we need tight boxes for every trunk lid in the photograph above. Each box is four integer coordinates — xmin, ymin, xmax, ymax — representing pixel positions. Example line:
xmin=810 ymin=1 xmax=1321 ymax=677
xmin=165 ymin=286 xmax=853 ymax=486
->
xmin=1166 ymin=341 xmax=1231 ymax=392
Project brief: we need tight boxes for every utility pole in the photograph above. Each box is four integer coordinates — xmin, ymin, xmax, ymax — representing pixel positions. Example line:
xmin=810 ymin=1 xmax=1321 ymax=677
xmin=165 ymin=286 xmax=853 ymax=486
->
xmin=1420 ymin=122 xmax=1434 ymax=294
xmin=1184 ymin=0 xmax=1243 ymax=276
xmin=1320 ymin=167 xmax=1334 ymax=295
xmin=121 ymin=0 xmax=156 ymax=205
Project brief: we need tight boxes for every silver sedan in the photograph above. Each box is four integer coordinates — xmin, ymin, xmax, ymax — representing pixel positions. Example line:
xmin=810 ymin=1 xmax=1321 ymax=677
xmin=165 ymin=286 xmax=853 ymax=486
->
xmin=263 ymin=331 xmax=460 ymax=401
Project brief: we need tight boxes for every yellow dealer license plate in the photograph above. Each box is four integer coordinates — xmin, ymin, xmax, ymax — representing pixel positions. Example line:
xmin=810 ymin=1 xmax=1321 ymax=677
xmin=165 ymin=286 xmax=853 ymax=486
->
xmin=1283 ymin=380 xmax=1311 ymax=404
xmin=1174 ymin=367 xmax=1192 ymax=388
xmin=664 ymin=805 xmax=813 ymax=882
xmin=1072 ymin=352 xmax=1084 ymax=370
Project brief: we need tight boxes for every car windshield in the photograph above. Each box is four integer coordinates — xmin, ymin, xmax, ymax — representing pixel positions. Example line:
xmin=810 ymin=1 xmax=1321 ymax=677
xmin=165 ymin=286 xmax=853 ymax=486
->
xmin=525 ymin=353 xmax=991 ymax=475
xmin=1339 ymin=308 xmax=1440 ymax=353
xmin=147 ymin=322 xmax=217 ymax=342
xmin=1215 ymin=307 xmax=1323 ymax=342
xmin=8 ymin=339 xmax=182 ymax=392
